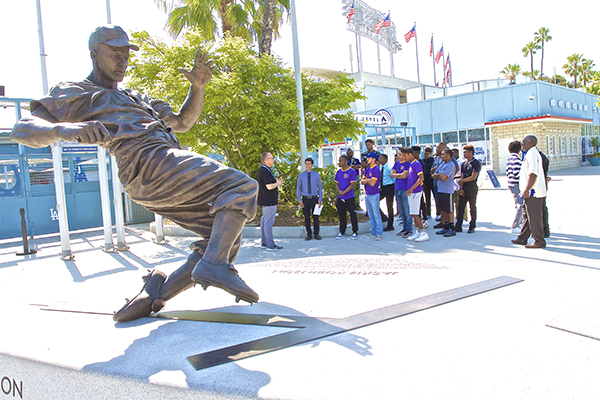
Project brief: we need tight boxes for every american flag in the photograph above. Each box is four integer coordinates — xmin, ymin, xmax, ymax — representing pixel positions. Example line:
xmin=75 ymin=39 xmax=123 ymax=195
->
xmin=435 ymin=45 xmax=443 ymax=63
xmin=404 ymin=24 xmax=416 ymax=42
xmin=375 ymin=14 xmax=391 ymax=34
xmin=347 ymin=3 xmax=355 ymax=23
xmin=429 ymin=36 xmax=433 ymax=56
xmin=445 ymin=58 xmax=452 ymax=87
xmin=444 ymin=54 xmax=450 ymax=71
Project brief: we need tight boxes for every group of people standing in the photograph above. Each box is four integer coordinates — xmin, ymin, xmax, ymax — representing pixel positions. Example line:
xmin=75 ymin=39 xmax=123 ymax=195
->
xmin=339 ymin=139 xmax=484 ymax=243
xmin=256 ymin=134 xmax=550 ymax=250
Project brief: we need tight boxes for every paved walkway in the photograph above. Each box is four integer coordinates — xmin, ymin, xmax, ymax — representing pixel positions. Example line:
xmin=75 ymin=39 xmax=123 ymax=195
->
xmin=0 ymin=165 xmax=599 ymax=399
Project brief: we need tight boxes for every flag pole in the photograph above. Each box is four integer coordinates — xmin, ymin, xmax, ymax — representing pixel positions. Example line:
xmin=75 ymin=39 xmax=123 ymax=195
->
xmin=431 ymin=34 xmax=436 ymax=86
xmin=414 ymin=22 xmax=420 ymax=83
xmin=447 ymin=52 xmax=452 ymax=87
xmin=441 ymin=45 xmax=446 ymax=87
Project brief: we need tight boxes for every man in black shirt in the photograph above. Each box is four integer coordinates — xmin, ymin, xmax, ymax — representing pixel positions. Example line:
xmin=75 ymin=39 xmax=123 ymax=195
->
xmin=454 ymin=144 xmax=481 ymax=233
xmin=257 ymin=152 xmax=284 ymax=251
xmin=420 ymin=147 xmax=434 ymax=221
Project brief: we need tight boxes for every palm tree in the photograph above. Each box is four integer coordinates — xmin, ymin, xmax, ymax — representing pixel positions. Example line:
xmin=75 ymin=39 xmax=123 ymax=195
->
xmin=579 ymin=58 xmax=596 ymax=88
xmin=500 ymin=63 xmax=521 ymax=83
xmin=523 ymin=70 xmax=540 ymax=81
xmin=155 ymin=0 xmax=289 ymax=55
xmin=534 ymin=27 xmax=552 ymax=79
xmin=563 ymin=53 xmax=583 ymax=88
xmin=257 ymin=0 xmax=289 ymax=56
xmin=522 ymin=41 xmax=541 ymax=79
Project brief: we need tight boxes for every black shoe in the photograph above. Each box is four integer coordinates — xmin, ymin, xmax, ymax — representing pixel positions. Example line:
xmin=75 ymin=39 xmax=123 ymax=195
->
xmin=114 ymin=270 xmax=167 ymax=322
xmin=511 ymin=239 xmax=527 ymax=245
xmin=266 ymin=244 xmax=283 ymax=251
xmin=383 ymin=226 xmax=395 ymax=232
xmin=443 ymin=229 xmax=456 ymax=237
xmin=191 ymin=260 xmax=259 ymax=304
xmin=544 ymin=231 xmax=550 ymax=238
xmin=305 ymin=234 xmax=312 ymax=241
xmin=467 ymin=227 xmax=475 ymax=234
xmin=454 ymin=227 xmax=463 ymax=233
xmin=314 ymin=234 xmax=322 ymax=240
xmin=433 ymin=222 xmax=444 ymax=229
xmin=436 ymin=228 xmax=449 ymax=235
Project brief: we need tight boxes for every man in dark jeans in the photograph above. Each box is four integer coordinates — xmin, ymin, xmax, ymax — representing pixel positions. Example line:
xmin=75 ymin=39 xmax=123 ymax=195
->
xmin=335 ymin=155 xmax=359 ymax=239
xmin=378 ymin=153 xmax=395 ymax=231
xmin=420 ymin=147 xmax=434 ymax=221
xmin=296 ymin=157 xmax=323 ymax=240
xmin=454 ymin=144 xmax=481 ymax=234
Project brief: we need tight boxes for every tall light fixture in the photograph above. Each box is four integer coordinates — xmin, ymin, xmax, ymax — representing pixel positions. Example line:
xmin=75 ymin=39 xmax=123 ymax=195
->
xmin=290 ymin=0 xmax=308 ymax=165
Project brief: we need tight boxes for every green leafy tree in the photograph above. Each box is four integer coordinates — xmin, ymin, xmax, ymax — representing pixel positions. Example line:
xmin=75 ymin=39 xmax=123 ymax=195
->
xmin=500 ymin=63 xmax=521 ymax=83
xmin=563 ymin=53 xmax=583 ymax=88
xmin=587 ymin=71 xmax=600 ymax=94
xmin=522 ymin=41 xmax=541 ymax=79
xmin=534 ymin=27 xmax=552 ymax=78
xmin=126 ymin=30 xmax=365 ymax=178
xmin=548 ymin=74 xmax=569 ymax=87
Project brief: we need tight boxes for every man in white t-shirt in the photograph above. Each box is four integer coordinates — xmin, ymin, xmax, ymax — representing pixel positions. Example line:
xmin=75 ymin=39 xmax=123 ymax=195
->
xmin=511 ymin=135 xmax=547 ymax=248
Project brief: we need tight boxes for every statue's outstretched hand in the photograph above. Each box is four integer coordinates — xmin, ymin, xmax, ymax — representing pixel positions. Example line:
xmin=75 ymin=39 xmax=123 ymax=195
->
xmin=178 ymin=49 xmax=215 ymax=87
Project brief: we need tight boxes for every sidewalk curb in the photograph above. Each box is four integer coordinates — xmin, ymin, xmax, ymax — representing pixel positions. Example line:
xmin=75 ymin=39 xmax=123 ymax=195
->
xmin=149 ymin=221 xmax=373 ymax=238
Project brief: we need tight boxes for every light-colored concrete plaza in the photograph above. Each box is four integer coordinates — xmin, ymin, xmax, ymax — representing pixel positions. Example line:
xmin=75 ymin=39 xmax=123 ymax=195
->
xmin=0 ymin=166 xmax=598 ymax=399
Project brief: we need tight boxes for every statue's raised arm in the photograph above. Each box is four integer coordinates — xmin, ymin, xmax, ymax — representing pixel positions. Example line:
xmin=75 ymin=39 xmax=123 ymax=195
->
xmin=162 ymin=49 xmax=216 ymax=132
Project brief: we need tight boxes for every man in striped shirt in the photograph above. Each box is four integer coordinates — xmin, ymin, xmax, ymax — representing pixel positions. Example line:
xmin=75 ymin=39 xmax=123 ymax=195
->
xmin=506 ymin=141 xmax=523 ymax=234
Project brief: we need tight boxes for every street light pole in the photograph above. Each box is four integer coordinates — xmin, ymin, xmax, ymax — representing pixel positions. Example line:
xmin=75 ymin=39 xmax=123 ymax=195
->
xmin=290 ymin=0 xmax=308 ymax=167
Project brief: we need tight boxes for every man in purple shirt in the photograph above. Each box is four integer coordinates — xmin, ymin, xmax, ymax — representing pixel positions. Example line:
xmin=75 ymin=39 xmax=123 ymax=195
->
xmin=404 ymin=147 xmax=429 ymax=242
xmin=391 ymin=149 xmax=412 ymax=237
xmin=361 ymin=152 xmax=383 ymax=239
xmin=335 ymin=155 xmax=359 ymax=239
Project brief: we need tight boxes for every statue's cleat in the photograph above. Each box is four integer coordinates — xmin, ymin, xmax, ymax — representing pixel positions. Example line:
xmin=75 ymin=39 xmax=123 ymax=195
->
xmin=113 ymin=269 xmax=167 ymax=322
xmin=191 ymin=260 xmax=259 ymax=304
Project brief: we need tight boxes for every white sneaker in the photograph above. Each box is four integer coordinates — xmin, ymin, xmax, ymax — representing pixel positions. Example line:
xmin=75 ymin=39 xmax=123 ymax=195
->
xmin=511 ymin=227 xmax=521 ymax=234
xmin=336 ymin=233 xmax=344 ymax=240
xmin=463 ymin=220 xmax=470 ymax=227
xmin=423 ymin=221 xmax=429 ymax=229
xmin=375 ymin=235 xmax=383 ymax=241
xmin=350 ymin=233 xmax=358 ymax=240
xmin=415 ymin=231 xmax=430 ymax=242
xmin=407 ymin=231 xmax=420 ymax=241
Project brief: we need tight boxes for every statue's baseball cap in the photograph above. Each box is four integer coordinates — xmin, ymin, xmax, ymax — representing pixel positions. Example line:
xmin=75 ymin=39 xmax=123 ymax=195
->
xmin=89 ymin=25 xmax=139 ymax=51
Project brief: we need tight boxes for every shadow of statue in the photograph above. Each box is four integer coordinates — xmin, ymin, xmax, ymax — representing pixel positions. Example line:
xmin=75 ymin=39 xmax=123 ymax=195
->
xmin=83 ymin=302 xmax=372 ymax=396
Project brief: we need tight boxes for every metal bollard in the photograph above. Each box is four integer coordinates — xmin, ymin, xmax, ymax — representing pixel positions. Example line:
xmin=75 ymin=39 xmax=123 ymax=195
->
xmin=16 ymin=208 xmax=37 ymax=256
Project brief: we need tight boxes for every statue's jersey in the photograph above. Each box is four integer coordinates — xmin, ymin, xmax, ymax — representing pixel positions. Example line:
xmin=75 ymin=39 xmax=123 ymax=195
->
xmin=32 ymin=80 xmax=179 ymax=147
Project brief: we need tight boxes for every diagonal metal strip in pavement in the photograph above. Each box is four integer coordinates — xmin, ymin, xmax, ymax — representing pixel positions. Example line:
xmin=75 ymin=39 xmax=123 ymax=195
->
xmin=174 ymin=276 xmax=523 ymax=370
